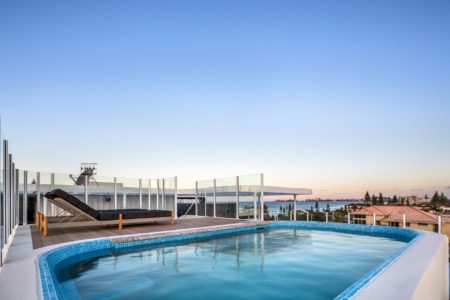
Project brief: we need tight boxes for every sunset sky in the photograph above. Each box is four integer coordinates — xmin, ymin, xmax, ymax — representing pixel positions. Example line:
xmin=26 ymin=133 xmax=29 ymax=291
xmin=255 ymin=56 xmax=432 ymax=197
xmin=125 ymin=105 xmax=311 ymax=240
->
xmin=1 ymin=0 xmax=449 ymax=199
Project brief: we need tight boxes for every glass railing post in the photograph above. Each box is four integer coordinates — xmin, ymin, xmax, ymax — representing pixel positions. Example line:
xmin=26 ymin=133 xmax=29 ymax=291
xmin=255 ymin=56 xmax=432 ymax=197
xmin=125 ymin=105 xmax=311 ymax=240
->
xmin=260 ymin=173 xmax=264 ymax=221
xmin=114 ymin=177 xmax=117 ymax=209
xmin=195 ymin=181 xmax=198 ymax=216
xmin=23 ymin=171 xmax=28 ymax=225
xmin=213 ymin=179 xmax=216 ymax=218
xmin=139 ymin=179 xmax=142 ymax=209
xmin=174 ymin=177 xmax=178 ymax=219
xmin=236 ymin=176 xmax=239 ymax=220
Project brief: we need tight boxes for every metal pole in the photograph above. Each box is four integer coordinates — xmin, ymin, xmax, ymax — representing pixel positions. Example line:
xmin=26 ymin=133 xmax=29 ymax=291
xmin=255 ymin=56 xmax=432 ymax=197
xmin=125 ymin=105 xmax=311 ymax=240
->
xmin=50 ymin=173 xmax=55 ymax=216
xmin=402 ymin=214 xmax=406 ymax=228
xmin=236 ymin=176 xmax=239 ymax=219
xmin=84 ymin=175 xmax=88 ymax=205
xmin=156 ymin=179 xmax=160 ymax=210
xmin=260 ymin=173 xmax=264 ymax=221
xmin=139 ymin=179 xmax=142 ymax=209
xmin=293 ymin=194 xmax=297 ymax=221
xmin=204 ymin=188 xmax=207 ymax=216
xmin=114 ymin=177 xmax=117 ymax=209
xmin=213 ymin=179 xmax=216 ymax=218
xmin=148 ymin=179 xmax=151 ymax=210
xmin=162 ymin=179 xmax=165 ymax=210
xmin=195 ymin=181 xmax=198 ymax=216
xmin=253 ymin=192 xmax=257 ymax=221
xmin=174 ymin=176 xmax=178 ymax=219
xmin=36 ymin=172 xmax=40 ymax=222
xmin=23 ymin=171 xmax=28 ymax=225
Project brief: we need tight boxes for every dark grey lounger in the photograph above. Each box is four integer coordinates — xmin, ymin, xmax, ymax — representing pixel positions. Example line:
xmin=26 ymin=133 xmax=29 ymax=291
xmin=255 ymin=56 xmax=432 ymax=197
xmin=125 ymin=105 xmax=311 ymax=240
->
xmin=37 ymin=189 xmax=174 ymax=236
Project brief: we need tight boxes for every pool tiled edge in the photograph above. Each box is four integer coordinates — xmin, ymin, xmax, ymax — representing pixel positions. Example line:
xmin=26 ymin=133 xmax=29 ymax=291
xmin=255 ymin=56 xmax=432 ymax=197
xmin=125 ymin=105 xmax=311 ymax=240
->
xmin=37 ymin=221 xmax=422 ymax=300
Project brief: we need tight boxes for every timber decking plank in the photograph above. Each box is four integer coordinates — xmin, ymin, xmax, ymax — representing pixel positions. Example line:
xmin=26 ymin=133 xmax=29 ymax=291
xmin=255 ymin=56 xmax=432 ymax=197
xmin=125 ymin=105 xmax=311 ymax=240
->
xmin=31 ymin=217 xmax=245 ymax=249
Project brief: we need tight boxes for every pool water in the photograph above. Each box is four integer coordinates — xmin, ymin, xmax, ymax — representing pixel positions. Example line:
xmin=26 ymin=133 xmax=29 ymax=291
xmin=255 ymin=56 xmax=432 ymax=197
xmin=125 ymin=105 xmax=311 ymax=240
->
xmin=56 ymin=229 xmax=407 ymax=300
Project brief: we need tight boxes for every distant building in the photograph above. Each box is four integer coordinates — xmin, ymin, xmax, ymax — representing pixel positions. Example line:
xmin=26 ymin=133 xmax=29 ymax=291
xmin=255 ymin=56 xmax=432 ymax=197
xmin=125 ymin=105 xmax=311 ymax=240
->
xmin=351 ymin=205 xmax=439 ymax=232
xmin=399 ymin=196 xmax=422 ymax=205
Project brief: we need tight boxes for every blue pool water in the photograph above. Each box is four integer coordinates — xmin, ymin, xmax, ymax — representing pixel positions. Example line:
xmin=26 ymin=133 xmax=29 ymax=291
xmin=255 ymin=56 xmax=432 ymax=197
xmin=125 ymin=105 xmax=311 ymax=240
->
xmin=55 ymin=228 xmax=407 ymax=300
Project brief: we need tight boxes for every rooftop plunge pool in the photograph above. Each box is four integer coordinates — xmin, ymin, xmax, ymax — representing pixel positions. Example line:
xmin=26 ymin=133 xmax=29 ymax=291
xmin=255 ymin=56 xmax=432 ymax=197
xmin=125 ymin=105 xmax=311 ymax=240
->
xmin=40 ymin=222 xmax=420 ymax=300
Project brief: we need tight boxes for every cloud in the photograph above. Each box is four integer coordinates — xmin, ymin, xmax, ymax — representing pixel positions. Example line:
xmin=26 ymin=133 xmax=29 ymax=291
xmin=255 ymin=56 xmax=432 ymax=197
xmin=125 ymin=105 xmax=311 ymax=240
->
xmin=410 ymin=188 xmax=424 ymax=192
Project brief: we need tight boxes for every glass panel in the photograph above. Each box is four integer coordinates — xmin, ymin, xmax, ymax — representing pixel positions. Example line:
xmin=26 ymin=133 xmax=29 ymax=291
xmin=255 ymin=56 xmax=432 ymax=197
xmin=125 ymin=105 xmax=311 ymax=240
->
xmin=197 ymin=179 xmax=214 ymax=217
xmin=27 ymin=171 xmax=37 ymax=224
xmin=215 ymin=176 xmax=237 ymax=218
xmin=163 ymin=177 xmax=176 ymax=212
xmin=18 ymin=170 xmax=24 ymax=225
xmin=141 ymin=179 xmax=150 ymax=210
xmin=238 ymin=174 xmax=262 ymax=220
xmin=116 ymin=177 xmax=140 ymax=209
xmin=39 ymin=172 xmax=52 ymax=215
xmin=87 ymin=176 xmax=115 ymax=210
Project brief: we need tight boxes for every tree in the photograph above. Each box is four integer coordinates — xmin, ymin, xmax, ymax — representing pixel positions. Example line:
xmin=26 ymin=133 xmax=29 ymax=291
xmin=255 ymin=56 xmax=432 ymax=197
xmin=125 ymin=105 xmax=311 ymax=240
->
xmin=326 ymin=203 xmax=330 ymax=212
xmin=431 ymin=191 xmax=440 ymax=209
xmin=371 ymin=194 xmax=377 ymax=205
xmin=424 ymin=194 xmax=429 ymax=201
xmin=392 ymin=195 xmax=398 ymax=204
xmin=364 ymin=191 xmax=371 ymax=205
xmin=315 ymin=201 xmax=319 ymax=212
xmin=379 ymin=193 xmax=384 ymax=205
xmin=406 ymin=199 xmax=410 ymax=206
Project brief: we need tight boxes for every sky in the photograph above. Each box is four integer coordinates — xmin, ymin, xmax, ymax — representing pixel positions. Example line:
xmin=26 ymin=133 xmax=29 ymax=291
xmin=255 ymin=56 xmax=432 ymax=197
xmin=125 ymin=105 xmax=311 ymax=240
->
xmin=0 ymin=0 xmax=449 ymax=199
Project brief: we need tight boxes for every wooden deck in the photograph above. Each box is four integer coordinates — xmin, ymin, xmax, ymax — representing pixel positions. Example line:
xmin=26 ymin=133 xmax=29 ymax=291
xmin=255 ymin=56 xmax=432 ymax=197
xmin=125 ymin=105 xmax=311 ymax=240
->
xmin=31 ymin=217 xmax=246 ymax=249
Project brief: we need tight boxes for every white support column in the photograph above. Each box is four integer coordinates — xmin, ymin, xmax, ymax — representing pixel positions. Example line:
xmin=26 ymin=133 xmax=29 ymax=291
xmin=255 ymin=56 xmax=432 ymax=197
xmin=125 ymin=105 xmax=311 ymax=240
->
xmin=139 ymin=179 xmax=143 ymax=209
xmin=293 ymin=194 xmax=297 ymax=221
xmin=23 ymin=171 xmax=28 ymax=225
xmin=373 ymin=213 xmax=376 ymax=225
xmin=114 ymin=177 xmax=117 ymax=209
xmin=403 ymin=214 xmax=406 ymax=228
xmin=236 ymin=176 xmax=240 ymax=219
xmin=195 ymin=181 xmax=199 ymax=216
xmin=347 ymin=213 xmax=351 ymax=224
xmin=438 ymin=216 xmax=442 ymax=233
xmin=123 ymin=193 xmax=127 ymax=209
xmin=260 ymin=173 xmax=264 ymax=221
xmin=326 ymin=212 xmax=329 ymax=223
xmin=213 ymin=179 xmax=216 ymax=218
xmin=162 ymin=179 xmax=165 ymax=210
xmin=50 ymin=173 xmax=55 ymax=216
xmin=84 ymin=175 xmax=88 ymax=205
xmin=174 ymin=176 xmax=178 ymax=219
xmin=204 ymin=188 xmax=207 ymax=216
xmin=156 ymin=179 xmax=160 ymax=210
xmin=148 ymin=179 xmax=151 ymax=210
xmin=306 ymin=211 xmax=309 ymax=222
xmin=253 ymin=192 xmax=257 ymax=221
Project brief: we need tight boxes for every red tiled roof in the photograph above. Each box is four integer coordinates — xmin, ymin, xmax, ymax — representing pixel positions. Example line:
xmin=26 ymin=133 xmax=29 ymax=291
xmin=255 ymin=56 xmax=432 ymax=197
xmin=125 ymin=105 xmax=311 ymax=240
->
xmin=351 ymin=205 xmax=438 ymax=224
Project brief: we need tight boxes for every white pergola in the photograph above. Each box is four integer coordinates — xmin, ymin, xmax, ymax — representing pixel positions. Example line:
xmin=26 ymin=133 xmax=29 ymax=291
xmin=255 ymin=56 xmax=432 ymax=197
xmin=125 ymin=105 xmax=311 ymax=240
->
xmin=178 ymin=183 xmax=312 ymax=221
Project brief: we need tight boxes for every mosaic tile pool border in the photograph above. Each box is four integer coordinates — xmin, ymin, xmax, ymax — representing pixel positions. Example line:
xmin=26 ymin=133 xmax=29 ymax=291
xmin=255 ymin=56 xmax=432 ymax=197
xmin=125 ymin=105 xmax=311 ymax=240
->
xmin=37 ymin=221 xmax=422 ymax=300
